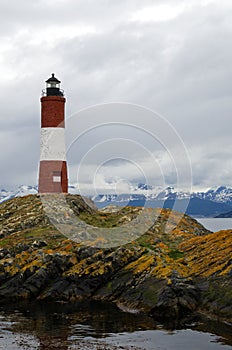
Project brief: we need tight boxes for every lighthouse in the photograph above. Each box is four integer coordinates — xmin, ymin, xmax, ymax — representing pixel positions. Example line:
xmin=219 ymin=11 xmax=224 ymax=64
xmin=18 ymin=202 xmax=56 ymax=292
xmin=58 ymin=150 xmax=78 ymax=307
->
xmin=38 ymin=74 xmax=68 ymax=193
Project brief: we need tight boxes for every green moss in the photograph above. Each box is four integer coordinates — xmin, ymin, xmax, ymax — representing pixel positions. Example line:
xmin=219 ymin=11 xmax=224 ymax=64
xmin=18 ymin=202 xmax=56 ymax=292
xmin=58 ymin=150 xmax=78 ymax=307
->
xmin=78 ymin=211 xmax=122 ymax=228
xmin=138 ymin=241 xmax=156 ymax=252
xmin=203 ymin=280 xmax=232 ymax=307
xmin=0 ymin=226 xmax=66 ymax=252
xmin=78 ymin=207 xmax=143 ymax=228
xmin=106 ymin=281 xmax=113 ymax=292
xmin=0 ymin=238 xmax=11 ymax=247
xmin=168 ymin=249 xmax=184 ymax=260
xmin=142 ymin=286 xmax=158 ymax=305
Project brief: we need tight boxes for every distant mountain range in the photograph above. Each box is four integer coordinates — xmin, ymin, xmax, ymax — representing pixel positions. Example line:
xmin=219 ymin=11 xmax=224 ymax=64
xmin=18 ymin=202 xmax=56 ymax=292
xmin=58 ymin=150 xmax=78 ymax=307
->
xmin=215 ymin=211 xmax=232 ymax=218
xmin=1 ymin=184 xmax=232 ymax=218
xmin=0 ymin=185 xmax=38 ymax=203
xmin=91 ymin=185 xmax=232 ymax=217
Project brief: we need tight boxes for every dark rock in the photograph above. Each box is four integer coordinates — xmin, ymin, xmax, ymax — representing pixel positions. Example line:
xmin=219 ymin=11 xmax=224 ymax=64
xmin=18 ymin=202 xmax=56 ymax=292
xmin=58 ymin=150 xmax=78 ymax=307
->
xmin=15 ymin=243 xmax=30 ymax=254
xmin=0 ymin=248 xmax=10 ymax=258
xmin=31 ymin=240 xmax=47 ymax=249
xmin=151 ymin=277 xmax=200 ymax=320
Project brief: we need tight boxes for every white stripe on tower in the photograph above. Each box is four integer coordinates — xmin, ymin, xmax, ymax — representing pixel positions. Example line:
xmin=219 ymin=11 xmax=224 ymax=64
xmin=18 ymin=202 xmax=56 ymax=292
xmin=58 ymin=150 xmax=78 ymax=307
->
xmin=40 ymin=128 xmax=66 ymax=161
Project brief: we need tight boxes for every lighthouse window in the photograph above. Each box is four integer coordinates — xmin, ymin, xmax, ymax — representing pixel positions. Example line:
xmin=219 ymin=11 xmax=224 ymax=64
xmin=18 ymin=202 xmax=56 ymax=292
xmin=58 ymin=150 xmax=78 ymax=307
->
xmin=47 ymin=82 xmax=60 ymax=88
xmin=53 ymin=171 xmax=61 ymax=182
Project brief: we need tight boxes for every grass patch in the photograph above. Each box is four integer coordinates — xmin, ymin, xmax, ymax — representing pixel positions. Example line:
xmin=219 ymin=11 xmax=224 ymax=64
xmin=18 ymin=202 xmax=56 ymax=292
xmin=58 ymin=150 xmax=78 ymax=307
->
xmin=0 ymin=226 xmax=65 ymax=250
xmin=79 ymin=207 xmax=142 ymax=228
xmin=168 ymin=249 xmax=184 ymax=260
xmin=0 ymin=238 xmax=11 ymax=247
xmin=138 ymin=240 xmax=156 ymax=252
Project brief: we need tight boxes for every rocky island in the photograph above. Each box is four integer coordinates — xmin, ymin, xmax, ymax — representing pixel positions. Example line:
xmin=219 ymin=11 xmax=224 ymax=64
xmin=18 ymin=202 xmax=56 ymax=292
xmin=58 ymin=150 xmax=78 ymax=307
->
xmin=0 ymin=194 xmax=232 ymax=324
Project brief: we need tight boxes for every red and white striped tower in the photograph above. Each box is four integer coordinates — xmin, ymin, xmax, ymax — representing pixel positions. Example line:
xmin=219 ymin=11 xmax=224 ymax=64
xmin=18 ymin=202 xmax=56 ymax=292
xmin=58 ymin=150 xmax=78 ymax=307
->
xmin=38 ymin=74 xmax=68 ymax=193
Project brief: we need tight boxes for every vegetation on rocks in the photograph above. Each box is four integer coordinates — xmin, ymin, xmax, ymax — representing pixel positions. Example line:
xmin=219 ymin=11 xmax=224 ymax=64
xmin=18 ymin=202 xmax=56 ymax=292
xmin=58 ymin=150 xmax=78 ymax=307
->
xmin=0 ymin=194 xmax=232 ymax=323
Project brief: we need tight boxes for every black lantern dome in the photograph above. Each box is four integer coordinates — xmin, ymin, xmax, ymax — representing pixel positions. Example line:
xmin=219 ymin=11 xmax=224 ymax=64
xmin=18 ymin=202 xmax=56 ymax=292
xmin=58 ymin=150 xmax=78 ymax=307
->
xmin=45 ymin=73 xmax=64 ymax=96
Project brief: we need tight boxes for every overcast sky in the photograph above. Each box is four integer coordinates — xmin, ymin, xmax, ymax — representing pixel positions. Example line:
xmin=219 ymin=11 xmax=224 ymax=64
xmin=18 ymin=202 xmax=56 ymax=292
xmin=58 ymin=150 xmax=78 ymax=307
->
xmin=0 ymin=0 xmax=231 ymax=192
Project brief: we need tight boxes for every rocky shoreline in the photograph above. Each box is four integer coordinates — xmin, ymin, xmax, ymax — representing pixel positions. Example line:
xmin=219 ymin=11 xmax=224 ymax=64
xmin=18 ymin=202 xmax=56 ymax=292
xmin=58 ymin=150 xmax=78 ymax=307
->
xmin=0 ymin=194 xmax=232 ymax=324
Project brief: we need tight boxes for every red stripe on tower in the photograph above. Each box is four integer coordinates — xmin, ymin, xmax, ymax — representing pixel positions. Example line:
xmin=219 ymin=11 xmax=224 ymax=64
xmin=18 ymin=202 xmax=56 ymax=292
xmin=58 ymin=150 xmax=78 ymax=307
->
xmin=38 ymin=74 xmax=68 ymax=193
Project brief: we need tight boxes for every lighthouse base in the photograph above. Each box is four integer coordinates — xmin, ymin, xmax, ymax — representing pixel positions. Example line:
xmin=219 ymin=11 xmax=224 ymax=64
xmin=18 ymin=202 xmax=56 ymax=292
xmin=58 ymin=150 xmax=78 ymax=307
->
xmin=38 ymin=160 xmax=68 ymax=193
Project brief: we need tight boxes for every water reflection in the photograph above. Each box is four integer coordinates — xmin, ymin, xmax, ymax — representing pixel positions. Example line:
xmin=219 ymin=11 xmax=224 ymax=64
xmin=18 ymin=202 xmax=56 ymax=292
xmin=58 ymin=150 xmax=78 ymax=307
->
xmin=0 ymin=301 xmax=232 ymax=350
xmin=1 ymin=301 xmax=155 ymax=349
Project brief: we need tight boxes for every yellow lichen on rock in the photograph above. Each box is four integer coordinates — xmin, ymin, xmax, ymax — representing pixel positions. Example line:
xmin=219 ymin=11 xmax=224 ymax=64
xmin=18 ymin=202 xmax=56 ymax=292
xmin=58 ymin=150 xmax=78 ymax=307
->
xmin=180 ymin=229 xmax=232 ymax=277
xmin=151 ymin=254 xmax=189 ymax=279
xmin=64 ymin=259 xmax=112 ymax=277
xmin=125 ymin=255 xmax=155 ymax=274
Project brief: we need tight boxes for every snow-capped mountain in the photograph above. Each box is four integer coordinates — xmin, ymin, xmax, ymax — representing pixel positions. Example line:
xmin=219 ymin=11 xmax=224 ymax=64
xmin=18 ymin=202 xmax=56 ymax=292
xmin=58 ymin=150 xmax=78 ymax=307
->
xmin=193 ymin=186 xmax=232 ymax=204
xmin=0 ymin=185 xmax=38 ymax=204
xmin=90 ymin=185 xmax=232 ymax=217
xmin=1 ymin=183 xmax=232 ymax=217
xmin=1 ymin=184 xmax=232 ymax=204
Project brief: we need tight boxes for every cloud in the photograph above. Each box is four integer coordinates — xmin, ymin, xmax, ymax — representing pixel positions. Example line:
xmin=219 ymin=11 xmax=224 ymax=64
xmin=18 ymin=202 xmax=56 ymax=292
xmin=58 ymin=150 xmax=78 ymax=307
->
xmin=189 ymin=143 xmax=232 ymax=190
xmin=71 ymin=142 xmax=232 ymax=194
xmin=0 ymin=0 xmax=231 ymax=190
xmin=130 ymin=3 xmax=190 ymax=23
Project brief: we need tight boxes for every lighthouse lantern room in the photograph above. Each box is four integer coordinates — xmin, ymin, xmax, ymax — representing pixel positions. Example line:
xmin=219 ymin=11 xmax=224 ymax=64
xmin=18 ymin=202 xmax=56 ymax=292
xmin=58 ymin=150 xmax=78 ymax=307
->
xmin=38 ymin=73 xmax=68 ymax=193
xmin=46 ymin=73 xmax=62 ymax=96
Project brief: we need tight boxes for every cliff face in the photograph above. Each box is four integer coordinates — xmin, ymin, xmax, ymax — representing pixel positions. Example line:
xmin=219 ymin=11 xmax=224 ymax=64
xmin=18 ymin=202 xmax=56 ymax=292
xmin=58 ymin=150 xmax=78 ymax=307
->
xmin=0 ymin=194 xmax=231 ymax=322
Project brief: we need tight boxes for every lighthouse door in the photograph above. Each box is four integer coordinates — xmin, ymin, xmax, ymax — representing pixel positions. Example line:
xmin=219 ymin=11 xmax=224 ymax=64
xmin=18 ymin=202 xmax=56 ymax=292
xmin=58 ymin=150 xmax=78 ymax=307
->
xmin=53 ymin=171 xmax=62 ymax=192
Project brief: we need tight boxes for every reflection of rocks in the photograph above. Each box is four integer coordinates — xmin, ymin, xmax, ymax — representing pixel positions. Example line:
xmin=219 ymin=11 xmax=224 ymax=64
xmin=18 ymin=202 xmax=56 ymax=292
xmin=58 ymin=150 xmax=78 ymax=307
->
xmin=2 ymin=300 xmax=157 ymax=350
xmin=0 ymin=195 xmax=232 ymax=323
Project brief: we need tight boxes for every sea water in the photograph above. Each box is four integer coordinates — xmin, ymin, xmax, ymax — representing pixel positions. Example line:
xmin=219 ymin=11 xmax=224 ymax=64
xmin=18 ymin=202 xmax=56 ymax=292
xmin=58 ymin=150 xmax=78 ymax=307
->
xmin=0 ymin=301 xmax=231 ymax=350
xmin=196 ymin=218 xmax=232 ymax=232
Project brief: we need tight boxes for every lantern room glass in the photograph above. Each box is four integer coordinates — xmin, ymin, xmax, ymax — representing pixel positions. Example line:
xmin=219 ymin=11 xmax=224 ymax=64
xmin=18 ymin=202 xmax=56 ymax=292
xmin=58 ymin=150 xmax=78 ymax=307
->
xmin=46 ymin=81 xmax=60 ymax=89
